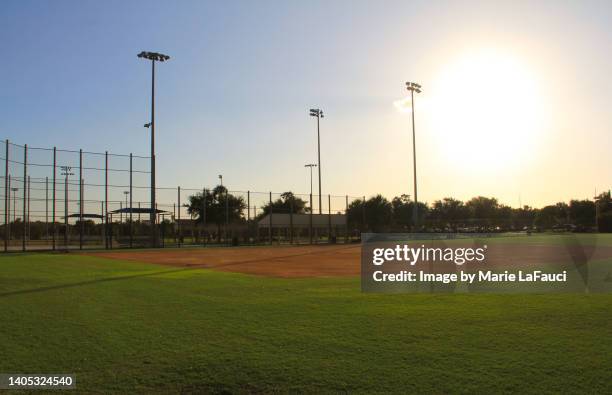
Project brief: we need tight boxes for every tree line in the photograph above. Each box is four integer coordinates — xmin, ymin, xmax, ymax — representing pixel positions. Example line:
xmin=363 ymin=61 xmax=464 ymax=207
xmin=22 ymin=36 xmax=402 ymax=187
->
xmin=4 ymin=189 xmax=611 ymax=241
xmin=185 ymin=187 xmax=612 ymax=233
xmin=184 ymin=187 xmax=612 ymax=233
xmin=346 ymin=191 xmax=612 ymax=233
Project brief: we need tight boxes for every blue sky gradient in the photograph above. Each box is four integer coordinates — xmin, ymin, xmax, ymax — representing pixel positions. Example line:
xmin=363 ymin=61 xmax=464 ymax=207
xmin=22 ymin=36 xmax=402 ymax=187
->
xmin=2 ymin=0 xmax=611 ymax=207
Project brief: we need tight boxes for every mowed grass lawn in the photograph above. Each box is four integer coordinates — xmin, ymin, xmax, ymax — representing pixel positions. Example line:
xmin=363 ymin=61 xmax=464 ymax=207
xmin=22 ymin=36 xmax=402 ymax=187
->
xmin=1 ymin=251 xmax=611 ymax=394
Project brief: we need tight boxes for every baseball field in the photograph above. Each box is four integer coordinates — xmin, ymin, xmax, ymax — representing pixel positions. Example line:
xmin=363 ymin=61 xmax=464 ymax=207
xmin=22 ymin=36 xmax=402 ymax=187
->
xmin=1 ymin=234 xmax=611 ymax=393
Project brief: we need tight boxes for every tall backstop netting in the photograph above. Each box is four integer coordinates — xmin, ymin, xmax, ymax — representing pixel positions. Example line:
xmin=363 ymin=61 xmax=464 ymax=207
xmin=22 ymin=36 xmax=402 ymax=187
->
xmin=0 ymin=140 xmax=363 ymax=251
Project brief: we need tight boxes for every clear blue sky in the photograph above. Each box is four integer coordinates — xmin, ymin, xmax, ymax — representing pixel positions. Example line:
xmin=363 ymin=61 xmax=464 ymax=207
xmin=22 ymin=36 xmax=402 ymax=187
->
xmin=2 ymin=0 xmax=611 ymax=208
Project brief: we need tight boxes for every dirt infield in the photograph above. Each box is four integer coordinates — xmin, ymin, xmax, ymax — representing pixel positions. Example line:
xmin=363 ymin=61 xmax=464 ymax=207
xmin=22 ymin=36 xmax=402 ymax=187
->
xmin=82 ymin=242 xmax=612 ymax=278
xmin=84 ymin=244 xmax=362 ymax=278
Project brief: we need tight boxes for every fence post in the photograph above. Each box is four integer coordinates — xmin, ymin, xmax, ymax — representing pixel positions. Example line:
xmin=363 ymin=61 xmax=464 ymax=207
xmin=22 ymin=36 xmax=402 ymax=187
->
xmin=362 ymin=196 xmax=366 ymax=234
xmin=328 ymin=194 xmax=332 ymax=243
xmin=64 ymin=171 xmax=68 ymax=250
xmin=178 ymin=186 xmax=181 ymax=247
xmin=7 ymin=175 xmax=10 ymax=247
xmin=253 ymin=206 xmax=257 ymax=242
xmin=100 ymin=202 xmax=104 ymax=247
xmin=173 ymin=203 xmax=176 ymax=245
xmin=3 ymin=139 xmax=8 ymax=252
xmin=247 ymin=190 xmax=250 ymax=244
xmin=27 ymin=176 xmax=30 ymax=242
xmin=105 ymin=151 xmax=108 ymax=249
xmin=52 ymin=147 xmax=56 ymax=250
xmin=22 ymin=144 xmax=27 ymax=252
xmin=309 ymin=193 xmax=313 ymax=244
xmin=81 ymin=178 xmax=84 ymax=247
xmin=129 ymin=153 xmax=133 ymax=248
xmin=289 ymin=199 xmax=294 ymax=244
xmin=79 ymin=149 xmax=83 ymax=250
xmin=269 ymin=192 xmax=272 ymax=245
xmin=202 ymin=188 xmax=207 ymax=245
xmin=155 ymin=203 xmax=159 ymax=247
xmin=202 ymin=188 xmax=208 ymax=244
xmin=45 ymin=177 xmax=49 ymax=241
xmin=345 ymin=195 xmax=349 ymax=244
xmin=225 ymin=189 xmax=229 ymax=244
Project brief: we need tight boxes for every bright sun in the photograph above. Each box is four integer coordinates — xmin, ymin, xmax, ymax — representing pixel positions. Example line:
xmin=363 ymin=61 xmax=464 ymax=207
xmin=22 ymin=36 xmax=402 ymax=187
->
xmin=426 ymin=49 xmax=547 ymax=172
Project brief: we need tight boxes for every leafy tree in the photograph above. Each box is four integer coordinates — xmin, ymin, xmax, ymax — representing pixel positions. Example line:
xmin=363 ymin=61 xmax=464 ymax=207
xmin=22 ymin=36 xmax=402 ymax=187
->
xmin=495 ymin=205 xmax=514 ymax=229
xmin=534 ymin=203 xmax=568 ymax=229
xmin=514 ymin=205 xmax=537 ymax=229
xmin=259 ymin=192 xmax=309 ymax=217
xmin=346 ymin=198 xmax=366 ymax=230
xmin=186 ymin=185 xmax=246 ymax=240
xmin=429 ymin=198 xmax=468 ymax=230
xmin=346 ymin=195 xmax=393 ymax=232
xmin=569 ymin=199 xmax=596 ymax=228
xmin=365 ymin=195 xmax=393 ymax=232
xmin=465 ymin=196 xmax=499 ymax=228
xmin=391 ymin=194 xmax=428 ymax=230
xmin=595 ymin=191 xmax=612 ymax=232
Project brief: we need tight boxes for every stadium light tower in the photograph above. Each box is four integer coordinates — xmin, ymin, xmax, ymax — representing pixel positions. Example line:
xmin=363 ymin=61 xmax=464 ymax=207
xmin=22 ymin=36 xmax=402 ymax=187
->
xmin=405 ymin=82 xmax=421 ymax=230
xmin=304 ymin=164 xmax=317 ymax=200
xmin=309 ymin=108 xmax=324 ymax=214
xmin=138 ymin=50 xmax=170 ymax=247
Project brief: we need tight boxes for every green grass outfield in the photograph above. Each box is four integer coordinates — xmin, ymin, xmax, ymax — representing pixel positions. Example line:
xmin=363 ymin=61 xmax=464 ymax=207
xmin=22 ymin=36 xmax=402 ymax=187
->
xmin=1 ymin=240 xmax=612 ymax=393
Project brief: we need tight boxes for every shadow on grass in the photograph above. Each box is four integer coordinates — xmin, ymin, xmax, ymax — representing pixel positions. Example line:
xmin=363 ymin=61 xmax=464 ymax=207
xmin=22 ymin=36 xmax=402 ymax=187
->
xmin=0 ymin=266 xmax=202 ymax=298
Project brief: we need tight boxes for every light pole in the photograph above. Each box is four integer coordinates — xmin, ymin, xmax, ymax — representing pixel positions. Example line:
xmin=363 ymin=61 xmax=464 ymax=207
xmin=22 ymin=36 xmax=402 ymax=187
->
xmin=304 ymin=164 xmax=317 ymax=204
xmin=309 ymin=108 xmax=324 ymax=214
xmin=405 ymin=82 xmax=421 ymax=230
xmin=138 ymin=51 xmax=170 ymax=247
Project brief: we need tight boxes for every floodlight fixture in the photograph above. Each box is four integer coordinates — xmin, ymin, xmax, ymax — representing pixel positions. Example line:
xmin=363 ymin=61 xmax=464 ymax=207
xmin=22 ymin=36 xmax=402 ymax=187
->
xmin=60 ymin=166 xmax=74 ymax=176
xmin=137 ymin=51 xmax=170 ymax=62
xmin=406 ymin=81 xmax=422 ymax=93
xmin=309 ymin=108 xmax=324 ymax=118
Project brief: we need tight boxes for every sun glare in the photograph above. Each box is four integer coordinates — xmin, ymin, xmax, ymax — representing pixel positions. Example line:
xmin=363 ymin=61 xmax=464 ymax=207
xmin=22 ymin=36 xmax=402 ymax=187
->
xmin=427 ymin=49 xmax=547 ymax=172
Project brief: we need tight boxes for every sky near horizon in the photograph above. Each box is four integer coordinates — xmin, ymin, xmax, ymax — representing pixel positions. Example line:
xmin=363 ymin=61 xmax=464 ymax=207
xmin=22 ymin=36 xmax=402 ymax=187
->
xmin=1 ymin=0 xmax=611 ymax=209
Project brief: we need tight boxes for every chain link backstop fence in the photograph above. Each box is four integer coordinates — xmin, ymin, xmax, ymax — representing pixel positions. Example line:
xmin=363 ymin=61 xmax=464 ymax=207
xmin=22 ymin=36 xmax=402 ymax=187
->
xmin=0 ymin=140 xmax=364 ymax=251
